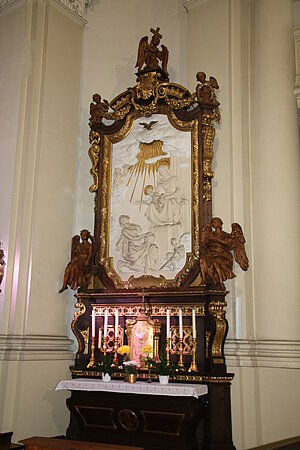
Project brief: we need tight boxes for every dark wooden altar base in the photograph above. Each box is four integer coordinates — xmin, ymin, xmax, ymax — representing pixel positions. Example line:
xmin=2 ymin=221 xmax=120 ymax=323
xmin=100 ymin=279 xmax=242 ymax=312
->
xmin=65 ymin=381 xmax=235 ymax=450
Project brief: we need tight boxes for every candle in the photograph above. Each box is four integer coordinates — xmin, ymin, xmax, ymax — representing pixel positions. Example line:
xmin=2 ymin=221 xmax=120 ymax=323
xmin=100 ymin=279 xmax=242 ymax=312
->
xmin=91 ymin=309 xmax=95 ymax=338
xmin=104 ymin=309 xmax=108 ymax=337
xmin=179 ymin=308 xmax=183 ymax=339
xmin=115 ymin=309 xmax=119 ymax=339
xmin=192 ymin=308 xmax=196 ymax=339
xmin=166 ymin=309 xmax=170 ymax=339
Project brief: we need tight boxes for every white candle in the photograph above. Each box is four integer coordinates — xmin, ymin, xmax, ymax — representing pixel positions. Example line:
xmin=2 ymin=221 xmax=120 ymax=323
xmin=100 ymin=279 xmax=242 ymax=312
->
xmin=91 ymin=309 xmax=95 ymax=338
xmin=192 ymin=308 xmax=196 ymax=339
xmin=166 ymin=309 xmax=170 ymax=339
xmin=115 ymin=309 xmax=119 ymax=339
xmin=179 ymin=308 xmax=183 ymax=339
xmin=104 ymin=309 xmax=108 ymax=337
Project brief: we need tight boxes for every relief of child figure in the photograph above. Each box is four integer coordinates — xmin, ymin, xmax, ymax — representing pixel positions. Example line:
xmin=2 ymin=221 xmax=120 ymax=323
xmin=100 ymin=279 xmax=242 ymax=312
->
xmin=161 ymin=237 xmax=186 ymax=271
xmin=143 ymin=184 xmax=162 ymax=210
xmin=112 ymin=165 xmax=129 ymax=196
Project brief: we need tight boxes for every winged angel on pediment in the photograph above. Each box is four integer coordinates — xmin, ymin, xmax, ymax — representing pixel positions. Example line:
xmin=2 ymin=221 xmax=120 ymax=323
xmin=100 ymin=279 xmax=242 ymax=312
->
xmin=135 ymin=27 xmax=169 ymax=76
xmin=200 ymin=217 xmax=249 ymax=289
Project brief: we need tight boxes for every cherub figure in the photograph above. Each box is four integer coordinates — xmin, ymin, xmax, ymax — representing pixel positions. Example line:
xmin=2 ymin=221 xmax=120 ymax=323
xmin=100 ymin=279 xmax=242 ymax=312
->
xmin=135 ymin=27 xmax=169 ymax=76
xmin=89 ymin=93 xmax=109 ymax=125
xmin=196 ymin=71 xmax=219 ymax=104
xmin=200 ymin=217 xmax=248 ymax=289
xmin=59 ymin=229 xmax=94 ymax=293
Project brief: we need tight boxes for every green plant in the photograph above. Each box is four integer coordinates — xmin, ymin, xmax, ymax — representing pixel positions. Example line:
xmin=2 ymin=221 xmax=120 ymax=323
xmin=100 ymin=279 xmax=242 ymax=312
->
xmin=95 ymin=352 xmax=114 ymax=375
xmin=147 ymin=352 xmax=179 ymax=377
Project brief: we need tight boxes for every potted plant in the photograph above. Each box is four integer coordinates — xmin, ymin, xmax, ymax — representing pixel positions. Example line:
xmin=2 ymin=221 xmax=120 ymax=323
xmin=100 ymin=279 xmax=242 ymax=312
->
xmin=146 ymin=352 xmax=179 ymax=384
xmin=95 ymin=352 xmax=114 ymax=382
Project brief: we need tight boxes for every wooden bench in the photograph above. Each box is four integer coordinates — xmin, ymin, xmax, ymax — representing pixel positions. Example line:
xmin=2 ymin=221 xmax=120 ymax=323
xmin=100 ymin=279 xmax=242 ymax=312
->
xmin=20 ymin=437 xmax=143 ymax=450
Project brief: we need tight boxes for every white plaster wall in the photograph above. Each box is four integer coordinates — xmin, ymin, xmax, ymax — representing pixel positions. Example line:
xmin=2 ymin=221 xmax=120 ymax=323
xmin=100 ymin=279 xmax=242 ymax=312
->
xmin=230 ymin=365 xmax=300 ymax=450
xmin=74 ymin=0 xmax=188 ymax=235
xmin=293 ymin=0 xmax=300 ymax=25
xmin=0 ymin=359 xmax=71 ymax=440
xmin=187 ymin=1 xmax=300 ymax=448
xmin=0 ymin=0 xmax=84 ymax=440
xmin=187 ymin=0 xmax=252 ymax=340
xmin=0 ymin=0 xmax=25 ymax=324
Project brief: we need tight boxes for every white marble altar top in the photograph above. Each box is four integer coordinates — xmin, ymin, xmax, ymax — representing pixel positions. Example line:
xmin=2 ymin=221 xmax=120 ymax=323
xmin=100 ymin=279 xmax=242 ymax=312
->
xmin=55 ymin=378 xmax=208 ymax=398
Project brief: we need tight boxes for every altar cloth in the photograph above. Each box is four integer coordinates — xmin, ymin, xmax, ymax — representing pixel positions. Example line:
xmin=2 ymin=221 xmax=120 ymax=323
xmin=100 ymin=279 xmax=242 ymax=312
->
xmin=55 ymin=378 xmax=208 ymax=398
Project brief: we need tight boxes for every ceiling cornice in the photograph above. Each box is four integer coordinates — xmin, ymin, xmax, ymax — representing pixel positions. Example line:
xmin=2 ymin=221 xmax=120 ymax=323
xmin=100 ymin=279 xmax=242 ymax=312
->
xmin=0 ymin=0 xmax=91 ymax=22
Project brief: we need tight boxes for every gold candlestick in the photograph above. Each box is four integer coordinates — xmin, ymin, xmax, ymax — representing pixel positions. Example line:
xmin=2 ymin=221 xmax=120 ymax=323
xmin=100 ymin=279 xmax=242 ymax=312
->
xmin=103 ymin=336 xmax=108 ymax=356
xmin=87 ymin=336 xmax=95 ymax=368
xmin=178 ymin=337 xmax=184 ymax=368
xmin=113 ymin=336 xmax=119 ymax=365
xmin=166 ymin=337 xmax=171 ymax=365
xmin=188 ymin=337 xmax=198 ymax=372
xmin=153 ymin=321 xmax=161 ymax=362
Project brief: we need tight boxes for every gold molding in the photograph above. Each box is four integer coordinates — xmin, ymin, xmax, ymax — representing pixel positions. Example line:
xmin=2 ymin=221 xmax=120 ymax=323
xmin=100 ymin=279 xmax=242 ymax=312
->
xmin=88 ymin=131 xmax=101 ymax=193
xmin=208 ymin=300 xmax=227 ymax=361
xmin=92 ymin=304 xmax=205 ymax=317
xmin=72 ymin=302 xmax=87 ymax=355
xmin=70 ymin=368 xmax=234 ymax=384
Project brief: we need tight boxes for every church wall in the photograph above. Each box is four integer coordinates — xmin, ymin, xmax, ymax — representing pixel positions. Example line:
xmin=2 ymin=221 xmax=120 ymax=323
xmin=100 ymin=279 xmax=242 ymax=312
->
xmin=0 ymin=0 xmax=84 ymax=440
xmin=230 ymin=366 xmax=300 ymax=449
xmin=0 ymin=359 xmax=71 ymax=440
xmin=187 ymin=0 xmax=300 ymax=448
xmin=0 ymin=0 xmax=26 ymax=325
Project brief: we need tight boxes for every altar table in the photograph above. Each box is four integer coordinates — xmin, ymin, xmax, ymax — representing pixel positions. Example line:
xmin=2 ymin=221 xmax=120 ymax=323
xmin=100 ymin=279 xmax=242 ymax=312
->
xmin=56 ymin=379 xmax=209 ymax=450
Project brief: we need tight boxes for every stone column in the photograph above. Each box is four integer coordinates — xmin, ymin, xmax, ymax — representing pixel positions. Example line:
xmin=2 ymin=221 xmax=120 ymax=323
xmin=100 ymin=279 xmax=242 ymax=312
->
xmin=0 ymin=0 xmax=86 ymax=439
xmin=250 ymin=0 xmax=300 ymax=341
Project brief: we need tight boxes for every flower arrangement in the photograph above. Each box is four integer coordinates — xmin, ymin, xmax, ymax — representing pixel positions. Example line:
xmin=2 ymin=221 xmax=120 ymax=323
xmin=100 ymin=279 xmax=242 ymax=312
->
xmin=140 ymin=345 xmax=153 ymax=367
xmin=141 ymin=345 xmax=153 ymax=382
xmin=146 ymin=352 xmax=179 ymax=377
xmin=117 ymin=345 xmax=131 ymax=361
xmin=117 ymin=345 xmax=137 ymax=377
xmin=95 ymin=351 xmax=114 ymax=375
xmin=141 ymin=345 xmax=153 ymax=358
xmin=123 ymin=360 xmax=138 ymax=374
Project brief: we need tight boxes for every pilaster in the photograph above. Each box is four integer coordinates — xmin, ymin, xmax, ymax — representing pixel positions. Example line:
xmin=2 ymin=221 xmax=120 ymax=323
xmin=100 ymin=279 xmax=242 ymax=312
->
xmin=250 ymin=0 xmax=300 ymax=341
xmin=0 ymin=0 xmax=85 ymax=437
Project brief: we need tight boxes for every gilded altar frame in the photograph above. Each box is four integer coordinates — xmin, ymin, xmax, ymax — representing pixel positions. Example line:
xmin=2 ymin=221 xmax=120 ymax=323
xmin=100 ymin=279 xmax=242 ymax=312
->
xmin=89 ymin=69 xmax=220 ymax=291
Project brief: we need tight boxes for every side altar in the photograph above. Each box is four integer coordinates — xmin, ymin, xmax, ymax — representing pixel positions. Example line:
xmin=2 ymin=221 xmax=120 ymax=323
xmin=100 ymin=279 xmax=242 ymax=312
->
xmin=60 ymin=28 xmax=248 ymax=450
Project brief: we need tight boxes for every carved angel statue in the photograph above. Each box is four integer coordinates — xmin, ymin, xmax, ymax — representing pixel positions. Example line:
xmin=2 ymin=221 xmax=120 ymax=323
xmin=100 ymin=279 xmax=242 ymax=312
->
xmin=196 ymin=71 xmax=219 ymax=104
xmin=0 ymin=245 xmax=5 ymax=292
xmin=89 ymin=93 xmax=109 ymax=125
xmin=135 ymin=27 xmax=169 ymax=76
xmin=59 ymin=229 xmax=94 ymax=293
xmin=199 ymin=217 xmax=248 ymax=289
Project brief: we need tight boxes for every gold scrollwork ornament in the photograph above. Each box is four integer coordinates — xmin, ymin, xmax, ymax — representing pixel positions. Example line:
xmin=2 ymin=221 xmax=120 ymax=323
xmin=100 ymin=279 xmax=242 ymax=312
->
xmin=208 ymin=301 xmax=227 ymax=363
xmin=88 ymin=131 xmax=101 ymax=193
